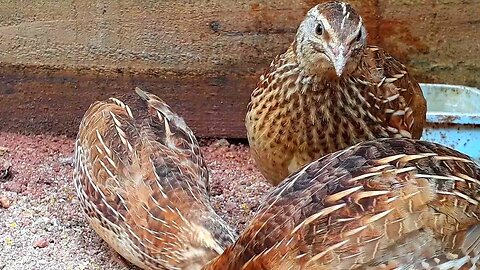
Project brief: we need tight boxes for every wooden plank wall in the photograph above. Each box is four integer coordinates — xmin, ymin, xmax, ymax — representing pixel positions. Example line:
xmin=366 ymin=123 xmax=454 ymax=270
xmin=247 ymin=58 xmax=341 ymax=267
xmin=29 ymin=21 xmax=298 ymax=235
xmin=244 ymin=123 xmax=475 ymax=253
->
xmin=0 ymin=0 xmax=478 ymax=138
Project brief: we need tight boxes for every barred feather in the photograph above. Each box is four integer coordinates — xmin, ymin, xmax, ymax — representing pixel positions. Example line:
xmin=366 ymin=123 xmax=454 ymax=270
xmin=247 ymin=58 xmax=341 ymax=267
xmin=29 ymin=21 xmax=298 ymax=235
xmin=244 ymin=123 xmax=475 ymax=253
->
xmin=73 ymin=87 xmax=236 ymax=270
xmin=246 ymin=1 xmax=427 ymax=185
xmin=205 ymin=138 xmax=480 ymax=270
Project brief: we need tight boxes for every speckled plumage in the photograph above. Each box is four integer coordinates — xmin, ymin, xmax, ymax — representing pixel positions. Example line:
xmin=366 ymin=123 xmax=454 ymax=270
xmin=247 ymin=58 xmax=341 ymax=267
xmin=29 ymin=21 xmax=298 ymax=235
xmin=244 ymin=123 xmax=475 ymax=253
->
xmin=246 ymin=1 xmax=427 ymax=185
xmin=205 ymin=138 xmax=480 ymax=270
xmin=74 ymin=90 xmax=479 ymax=270
xmin=73 ymin=88 xmax=236 ymax=270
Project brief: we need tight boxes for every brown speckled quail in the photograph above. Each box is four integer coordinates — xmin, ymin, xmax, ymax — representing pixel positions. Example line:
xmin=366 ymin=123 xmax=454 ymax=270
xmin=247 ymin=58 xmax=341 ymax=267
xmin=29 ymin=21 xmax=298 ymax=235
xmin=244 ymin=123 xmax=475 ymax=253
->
xmin=73 ymin=87 xmax=236 ymax=270
xmin=75 ymin=90 xmax=479 ymax=269
xmin=204 ymin=138 xmax=480 ymax=270
xmin=246 ymin=1 xmax=427 ymax=185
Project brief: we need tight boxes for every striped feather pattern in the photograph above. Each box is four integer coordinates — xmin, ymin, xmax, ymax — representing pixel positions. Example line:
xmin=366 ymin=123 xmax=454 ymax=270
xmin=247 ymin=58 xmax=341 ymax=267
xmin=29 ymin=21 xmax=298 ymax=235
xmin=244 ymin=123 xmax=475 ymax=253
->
xmin=245 ymin=1 xmax=427 ymax=185
xmin=74 ymin=87 xmax=236 ymax=270
xmin=205 ymin=138 xmax=480 ymax=270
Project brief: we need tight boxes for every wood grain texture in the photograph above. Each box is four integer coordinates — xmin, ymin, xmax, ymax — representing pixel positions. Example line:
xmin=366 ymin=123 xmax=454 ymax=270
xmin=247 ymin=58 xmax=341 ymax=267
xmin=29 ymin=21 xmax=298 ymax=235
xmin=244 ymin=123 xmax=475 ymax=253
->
xmin=0 ymin=64 xmax=257 ymax=138
xmin=0 ymin=0 xmax=478 ymax=138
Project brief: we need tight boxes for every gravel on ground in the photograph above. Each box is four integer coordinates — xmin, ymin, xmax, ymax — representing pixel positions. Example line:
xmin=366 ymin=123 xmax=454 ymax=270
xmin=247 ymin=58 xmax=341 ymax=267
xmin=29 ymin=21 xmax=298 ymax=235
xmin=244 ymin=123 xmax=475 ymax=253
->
xmin=0 ymin=132 xmax=271 ymax=270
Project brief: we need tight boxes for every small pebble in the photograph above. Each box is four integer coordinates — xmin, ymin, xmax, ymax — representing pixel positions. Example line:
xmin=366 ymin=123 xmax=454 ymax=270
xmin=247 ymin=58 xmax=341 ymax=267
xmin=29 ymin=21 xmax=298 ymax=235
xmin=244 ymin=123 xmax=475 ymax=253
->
xmin=51 ymin=218 xmax=59 ymax=227
xmin=212 ymin=138 xmax=230 ymax=147
xmin=33 ymin=237 xmax=49 ymax=248
xmin=0 ymin=196 xmax=10 ymax=208
xmin=35 ymin=217 xmax=50 ymax=225
xmin=58 ymin=155 xmax=74 ymax=166
xmin=240 ymin=203 xmax=250 ymax=214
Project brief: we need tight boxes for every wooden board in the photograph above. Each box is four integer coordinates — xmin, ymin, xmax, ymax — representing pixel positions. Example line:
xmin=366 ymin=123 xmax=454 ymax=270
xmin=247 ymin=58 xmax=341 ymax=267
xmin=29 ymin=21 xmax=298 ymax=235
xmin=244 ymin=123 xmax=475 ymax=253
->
xmin=0 ymin=64 xmax=258 ymax=138
xmin=0 ymin=0 xmax=478 ymax=138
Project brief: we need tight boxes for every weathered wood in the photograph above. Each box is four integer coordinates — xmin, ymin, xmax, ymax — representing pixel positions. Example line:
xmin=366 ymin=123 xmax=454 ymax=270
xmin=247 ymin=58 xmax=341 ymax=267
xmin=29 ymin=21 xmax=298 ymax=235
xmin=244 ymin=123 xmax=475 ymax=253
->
xmin=0 ymin=64 xmax=258 ymax=138
xmin=0 ymin=0 xmax=478 ymax=138
xmin=379 ymin=0 xmax=480 ymax=85
xmin=0 ymin=0 xmax=376 ymax=73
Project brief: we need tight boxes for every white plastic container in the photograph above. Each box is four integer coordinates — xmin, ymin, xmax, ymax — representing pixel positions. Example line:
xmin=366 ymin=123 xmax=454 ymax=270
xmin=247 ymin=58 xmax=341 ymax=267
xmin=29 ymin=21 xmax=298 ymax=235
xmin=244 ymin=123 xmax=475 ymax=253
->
xmin=420 ymin=83 xmax=480 ymax=163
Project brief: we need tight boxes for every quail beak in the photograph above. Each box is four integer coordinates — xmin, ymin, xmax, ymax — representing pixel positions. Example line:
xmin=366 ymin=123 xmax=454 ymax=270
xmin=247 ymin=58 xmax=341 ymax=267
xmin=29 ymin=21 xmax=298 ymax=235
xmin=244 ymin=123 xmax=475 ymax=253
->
xmin=333 ymin=55 xmax=347 ymax=77
xmin=331 ymin=46 xmax=349 ymax=77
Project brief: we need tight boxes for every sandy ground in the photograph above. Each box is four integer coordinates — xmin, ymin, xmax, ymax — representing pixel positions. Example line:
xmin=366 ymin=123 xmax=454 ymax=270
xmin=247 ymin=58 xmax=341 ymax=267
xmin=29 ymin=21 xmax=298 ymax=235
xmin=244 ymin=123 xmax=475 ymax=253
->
xmin=0 ymin=132 xmax=271 ymax=270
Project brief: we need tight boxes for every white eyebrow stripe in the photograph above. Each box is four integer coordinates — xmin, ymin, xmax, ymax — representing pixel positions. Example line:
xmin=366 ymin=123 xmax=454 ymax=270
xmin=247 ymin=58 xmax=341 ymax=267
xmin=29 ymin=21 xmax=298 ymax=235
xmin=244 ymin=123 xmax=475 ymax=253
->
xmin=342 ymin=3 xmax=347 ymax=15
xmin=341 ymin=12 xmax=350 ymax=29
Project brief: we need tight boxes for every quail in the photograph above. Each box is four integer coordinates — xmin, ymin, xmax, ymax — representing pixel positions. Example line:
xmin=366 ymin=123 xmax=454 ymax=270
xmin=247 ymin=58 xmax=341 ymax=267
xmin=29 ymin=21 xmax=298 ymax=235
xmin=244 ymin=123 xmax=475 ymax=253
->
xmin=73 ymin=88 xmax=237 ymax=270
xmin=246 ymin=1 xmax=427 ymax=185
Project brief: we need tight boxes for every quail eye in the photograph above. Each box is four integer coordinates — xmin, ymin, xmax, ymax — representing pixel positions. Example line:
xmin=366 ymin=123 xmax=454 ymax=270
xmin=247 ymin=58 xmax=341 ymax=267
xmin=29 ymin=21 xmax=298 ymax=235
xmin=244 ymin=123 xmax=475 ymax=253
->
xmin=315 ymin=24 xmax=323 ymax=35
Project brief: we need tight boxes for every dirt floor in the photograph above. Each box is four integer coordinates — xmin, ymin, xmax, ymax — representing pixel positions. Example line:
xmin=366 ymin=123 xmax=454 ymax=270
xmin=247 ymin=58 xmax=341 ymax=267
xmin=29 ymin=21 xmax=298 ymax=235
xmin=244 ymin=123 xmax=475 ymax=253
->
xmin=0 ymin=132 xmax=271 ymax=270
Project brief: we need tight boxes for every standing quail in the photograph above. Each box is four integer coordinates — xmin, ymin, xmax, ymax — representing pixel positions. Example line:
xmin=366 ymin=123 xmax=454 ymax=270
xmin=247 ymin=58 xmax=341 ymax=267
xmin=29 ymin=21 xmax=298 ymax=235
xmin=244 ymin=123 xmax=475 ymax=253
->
xmin=246 ymin=1 xmax=427 ymax=185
